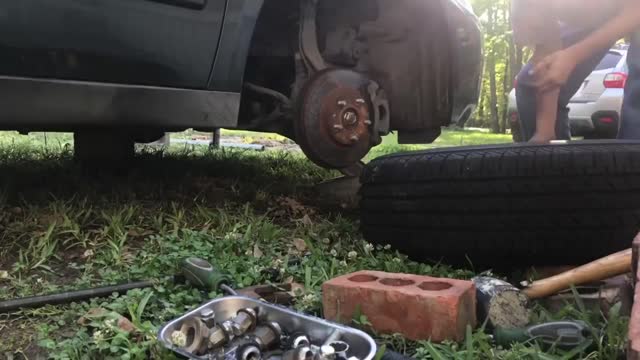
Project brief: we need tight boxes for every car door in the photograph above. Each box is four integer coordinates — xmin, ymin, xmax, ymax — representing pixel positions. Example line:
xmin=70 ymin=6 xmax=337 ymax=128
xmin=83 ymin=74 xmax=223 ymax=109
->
xmin=0 ymin=0 xmax=227 ymax=89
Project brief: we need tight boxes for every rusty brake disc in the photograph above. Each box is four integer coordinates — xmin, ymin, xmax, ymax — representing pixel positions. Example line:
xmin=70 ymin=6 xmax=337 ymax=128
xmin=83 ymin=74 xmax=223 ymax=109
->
xmin=295 ymin=69 xmax=374 ymax=170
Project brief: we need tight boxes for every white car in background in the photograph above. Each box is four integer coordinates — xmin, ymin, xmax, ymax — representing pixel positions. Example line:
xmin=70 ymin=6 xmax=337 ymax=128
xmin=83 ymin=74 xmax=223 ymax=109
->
xmin=508 ymin=49 xmax=628 ymax=142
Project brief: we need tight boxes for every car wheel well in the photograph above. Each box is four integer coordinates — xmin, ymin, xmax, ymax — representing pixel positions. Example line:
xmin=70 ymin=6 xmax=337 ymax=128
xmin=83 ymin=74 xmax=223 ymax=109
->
xmin=238 ymin=0 xmax=379 ymax=135
xmin=237 ymin=0 xmax=299 ymax=134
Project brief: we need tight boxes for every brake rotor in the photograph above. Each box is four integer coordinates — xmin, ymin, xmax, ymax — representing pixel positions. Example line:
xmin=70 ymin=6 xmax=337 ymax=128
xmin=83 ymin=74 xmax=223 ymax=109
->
xmin=295 ymin=69 xmax=374 ymax=170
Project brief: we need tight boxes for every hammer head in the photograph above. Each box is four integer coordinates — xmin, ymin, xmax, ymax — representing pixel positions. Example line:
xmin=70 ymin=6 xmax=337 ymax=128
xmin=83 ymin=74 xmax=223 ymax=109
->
xmin=472 ymin=277 xmax=530 ymax=329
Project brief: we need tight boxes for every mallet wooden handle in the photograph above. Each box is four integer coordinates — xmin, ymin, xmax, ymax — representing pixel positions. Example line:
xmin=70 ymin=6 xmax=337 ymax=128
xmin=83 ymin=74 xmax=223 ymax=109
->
xmin=523 ymin=248 xmax=633 ymax=299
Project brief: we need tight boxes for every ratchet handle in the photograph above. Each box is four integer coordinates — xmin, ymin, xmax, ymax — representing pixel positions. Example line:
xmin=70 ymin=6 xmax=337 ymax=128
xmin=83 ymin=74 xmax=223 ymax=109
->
xmin=495 ymin=321 xmax=591 ymax=349
xmin=182 ymin=257 xmax=232 ymax=292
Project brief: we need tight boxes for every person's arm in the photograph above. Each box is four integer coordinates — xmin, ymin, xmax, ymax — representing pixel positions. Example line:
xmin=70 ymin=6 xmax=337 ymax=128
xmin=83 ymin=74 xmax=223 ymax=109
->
xmin=533 ymin=0 xmax=640 ymax=91
xmin=566 ymin=0 xmax=640 ymax=64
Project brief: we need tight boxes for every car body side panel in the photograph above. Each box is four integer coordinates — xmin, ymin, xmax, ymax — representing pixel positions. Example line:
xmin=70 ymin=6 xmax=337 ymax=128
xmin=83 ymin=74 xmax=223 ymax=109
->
xmin=0 ymin=76 xmax=240 ymax=131
xmin=568 ymin=53 xmax=627 ymax=136
xmin=207 ymin=0 xmax=264 ymax=92
xmin=0 ymin=0 xmax=227 ymax=88
xmin=570 ymin=70 xmax=609 ymax=103
xmin=569 ymin=89 xmax=624 ymax=121
xmin=569 ymin=88 xmax=623 ymax=136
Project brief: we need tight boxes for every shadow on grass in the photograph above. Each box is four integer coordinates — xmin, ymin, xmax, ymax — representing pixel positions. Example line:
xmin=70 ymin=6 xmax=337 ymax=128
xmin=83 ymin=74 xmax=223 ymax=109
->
xmin=0 ymin=146 xmax=335 ymax=205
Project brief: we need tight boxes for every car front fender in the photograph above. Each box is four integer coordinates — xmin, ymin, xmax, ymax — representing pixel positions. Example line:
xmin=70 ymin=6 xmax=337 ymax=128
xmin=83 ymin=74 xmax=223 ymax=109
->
xmin=362 ymin=0 xmax=482 ymax=142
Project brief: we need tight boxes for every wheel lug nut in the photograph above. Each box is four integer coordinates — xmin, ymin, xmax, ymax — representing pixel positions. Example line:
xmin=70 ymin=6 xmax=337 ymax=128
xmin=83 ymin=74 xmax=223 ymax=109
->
xmin=364 ymin=120 xmax=372 ymax=126
xmin=337 ymin=100 xmax=347 ymax=107
xmin=350 ymin=135 xmax=359 ymax=143
xmin=333 ymin=124 xmax=344 ymax=130
xmin=356 ymin=98 xmax=365 ymax=104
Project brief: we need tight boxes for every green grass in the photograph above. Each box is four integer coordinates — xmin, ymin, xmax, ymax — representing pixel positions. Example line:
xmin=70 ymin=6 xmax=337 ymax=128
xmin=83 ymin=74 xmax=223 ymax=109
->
xmin=0 ymin=129 xmax=628 ymax=359
xmin=367 ymin=128 xmax=513 ymax=159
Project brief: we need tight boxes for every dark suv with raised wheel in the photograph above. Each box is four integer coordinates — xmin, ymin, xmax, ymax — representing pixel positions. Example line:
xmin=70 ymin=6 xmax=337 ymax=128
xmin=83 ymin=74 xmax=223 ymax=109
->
xmin=0 ymin=0 xmax=482 ymax=172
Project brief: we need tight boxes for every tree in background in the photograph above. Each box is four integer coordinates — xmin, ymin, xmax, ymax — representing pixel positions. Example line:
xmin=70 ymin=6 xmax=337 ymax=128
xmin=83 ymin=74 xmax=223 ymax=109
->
xmin=469 ymin=0 xmax=529 ymax=133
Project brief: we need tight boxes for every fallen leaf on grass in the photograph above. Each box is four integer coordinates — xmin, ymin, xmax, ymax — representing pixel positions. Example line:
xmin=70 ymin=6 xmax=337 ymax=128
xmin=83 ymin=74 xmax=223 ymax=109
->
xmin=280 ymin=197 xmax=304 ymax=213
xmin=78 ymin=308 xmax=137 ymax=333
xmin=277 ymin=197 xmax=315 ymax=217
xmin=292 ymin=238 xmax=308 ymax=253
xmin=116 ymin=316 xmax=137 ymax=333
xmin=0 ymin=270 xmax=10 ymax=280
xmin=78 ymin=308 xmax=108 ymax=325
xmin=253 ymin=243 xmax=264 ymax=258
xmin=300 ymin=215 xmax=313 ymax=227
xmin=121 ymin=247 xmax=136 ymax=265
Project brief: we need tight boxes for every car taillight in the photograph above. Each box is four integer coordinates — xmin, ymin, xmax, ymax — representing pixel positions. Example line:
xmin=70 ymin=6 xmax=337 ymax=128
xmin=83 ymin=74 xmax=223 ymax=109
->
xmin=603 ymin=72 xmax=627 ymax=88
xmin=599 ymin=117 xmax=614 ymax=124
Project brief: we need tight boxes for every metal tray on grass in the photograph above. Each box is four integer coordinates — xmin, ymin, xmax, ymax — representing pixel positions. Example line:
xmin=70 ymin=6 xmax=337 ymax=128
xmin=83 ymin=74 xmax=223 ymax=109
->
xmin=158 ymin=296 xmax=377 ymax=360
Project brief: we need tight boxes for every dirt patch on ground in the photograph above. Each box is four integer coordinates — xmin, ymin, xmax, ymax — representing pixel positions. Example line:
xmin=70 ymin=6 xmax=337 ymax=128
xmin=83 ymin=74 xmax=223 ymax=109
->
xmin=0 ymin=316 xmax=45 ymax=358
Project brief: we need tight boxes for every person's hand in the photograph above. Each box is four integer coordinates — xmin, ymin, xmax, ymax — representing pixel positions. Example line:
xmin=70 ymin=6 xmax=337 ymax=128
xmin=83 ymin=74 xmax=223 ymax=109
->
xmin=530 ymin=49 xmax=578 ymax=92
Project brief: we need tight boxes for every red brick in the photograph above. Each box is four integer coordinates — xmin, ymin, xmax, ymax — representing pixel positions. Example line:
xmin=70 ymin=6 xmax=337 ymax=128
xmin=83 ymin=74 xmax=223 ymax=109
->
xmin=629 ymin=235 xmax=640 ymax=360
xmin=322 ymin=270 xmax=476 ymax=342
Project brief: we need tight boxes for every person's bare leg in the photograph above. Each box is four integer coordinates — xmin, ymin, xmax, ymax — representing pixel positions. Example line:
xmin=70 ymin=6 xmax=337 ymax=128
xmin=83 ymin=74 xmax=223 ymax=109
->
xmin=529 ymin=42 xmax=562 ymax=143
xmin=530 ymin=88 xmax=561 ymax=143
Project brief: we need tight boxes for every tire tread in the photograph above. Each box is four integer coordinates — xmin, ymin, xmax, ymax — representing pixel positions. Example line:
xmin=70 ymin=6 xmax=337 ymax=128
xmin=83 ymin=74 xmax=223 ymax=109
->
xmin=360 ymin=141 xmax=640 ymax=266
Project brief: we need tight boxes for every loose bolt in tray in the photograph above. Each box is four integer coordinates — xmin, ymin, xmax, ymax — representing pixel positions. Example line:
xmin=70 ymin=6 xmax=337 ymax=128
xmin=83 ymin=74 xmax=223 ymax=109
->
xmin=158 ymin=296 xmax=377 ymax=360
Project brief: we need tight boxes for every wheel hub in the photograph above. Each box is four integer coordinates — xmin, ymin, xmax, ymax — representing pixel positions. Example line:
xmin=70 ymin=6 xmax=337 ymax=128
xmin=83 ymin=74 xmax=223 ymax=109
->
xmin=295 ymin=69 xmax=376 ymax=170
xmin=326 ymin=95 xmax=370 ymax=146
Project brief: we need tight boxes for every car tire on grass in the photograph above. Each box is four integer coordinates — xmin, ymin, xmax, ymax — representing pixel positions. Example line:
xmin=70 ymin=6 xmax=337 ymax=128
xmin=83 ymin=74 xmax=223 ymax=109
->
xmin=360 ymin=141 xmax=640 ymax=267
